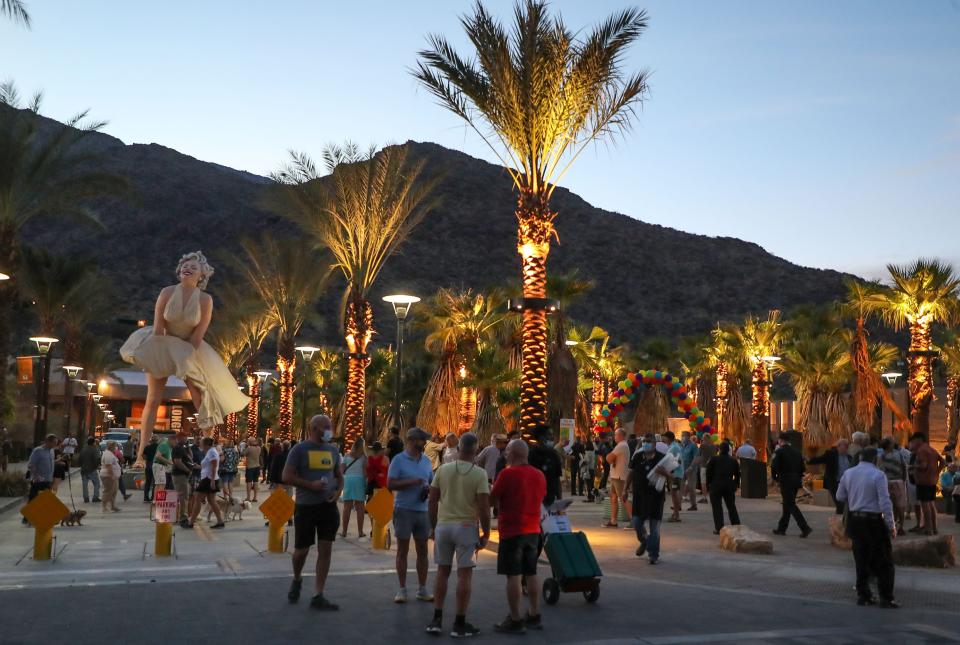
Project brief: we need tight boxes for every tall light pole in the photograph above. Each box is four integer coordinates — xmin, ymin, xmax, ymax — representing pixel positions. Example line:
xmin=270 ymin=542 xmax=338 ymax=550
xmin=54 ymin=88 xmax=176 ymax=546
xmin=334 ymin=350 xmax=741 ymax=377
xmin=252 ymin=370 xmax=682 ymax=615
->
xmin=383 ymin=295 xmax=420 ymax=428
xmin=30 ymin=336 xmax=59 ymax=445
xmin=79 ymin=381 xmax=95 ymax=443
xmin=248 ymin=370 xmax=272 ymax=440
xmin=760 ymin=355 xmax=780 ymax=455
xmin=881 ymin=371 xmax=902 ymax=435
xmin=62 ymin=365 xmax=83 ymax=434
xmin=295 ymin=346 xmax=320 ymax=440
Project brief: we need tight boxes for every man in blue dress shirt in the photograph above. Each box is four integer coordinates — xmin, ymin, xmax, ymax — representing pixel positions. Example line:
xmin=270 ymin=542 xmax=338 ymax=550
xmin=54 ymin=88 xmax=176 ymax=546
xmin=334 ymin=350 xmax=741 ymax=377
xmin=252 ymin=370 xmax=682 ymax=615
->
xmin=836 ymin=447 xmax=898 ymax=609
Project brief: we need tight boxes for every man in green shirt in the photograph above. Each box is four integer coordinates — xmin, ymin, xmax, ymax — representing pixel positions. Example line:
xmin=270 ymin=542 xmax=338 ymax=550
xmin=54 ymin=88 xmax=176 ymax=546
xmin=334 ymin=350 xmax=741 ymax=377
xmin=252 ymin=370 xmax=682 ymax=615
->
xmin=425 ymin=432 xmax=490 ymax=638
xmin=152 ymin=437 xmax=174 ymax=493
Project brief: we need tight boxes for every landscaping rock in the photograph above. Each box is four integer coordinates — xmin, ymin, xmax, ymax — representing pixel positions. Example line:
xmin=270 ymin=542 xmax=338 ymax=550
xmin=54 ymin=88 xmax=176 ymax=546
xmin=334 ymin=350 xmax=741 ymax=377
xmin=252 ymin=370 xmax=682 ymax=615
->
xmin=892 ymin=534 xmax=956 ymax=569
xmin=828 ymin=515 xmax=852 ymax=550
xmin=719 ymin=525 xmax=773 ymax=554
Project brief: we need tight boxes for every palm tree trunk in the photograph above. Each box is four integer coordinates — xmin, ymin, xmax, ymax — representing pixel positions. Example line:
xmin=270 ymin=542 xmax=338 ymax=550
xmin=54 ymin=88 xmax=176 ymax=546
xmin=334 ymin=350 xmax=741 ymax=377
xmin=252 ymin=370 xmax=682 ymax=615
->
xmin=458 ymin=364 xmax=477 ymax=434
xmin=750 ymin=361 xmax=769 ymax=462
xmin=518 ymin=242 xmax=550 ymax=440
xmin=946 ymin=376 xmax=958 ymax=454
xmin=907 ymin=320 xmax=934 ymax=436
xmin=715 ymin=363 xmax=728 ymax=439
xmin=471 ymin=387 xmax=505 ymax=445
xmin=276 ymin=347 xmax=296 ymax=440
xmin=245 ymin=364 xmax=260 ymax=438
xmin=344 ymin=291 xmax=373 ymax=445
xmin=419 ymin=353 xmax=460 ymax=436
xmin=0 ymin=221 xmax=18 ymax=420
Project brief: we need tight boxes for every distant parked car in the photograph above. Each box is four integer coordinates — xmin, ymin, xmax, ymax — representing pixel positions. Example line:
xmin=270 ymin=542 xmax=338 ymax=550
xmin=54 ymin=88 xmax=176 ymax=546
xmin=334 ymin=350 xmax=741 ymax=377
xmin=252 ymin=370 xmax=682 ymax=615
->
xmin=99 ymin=430 xmax=133 ymax=453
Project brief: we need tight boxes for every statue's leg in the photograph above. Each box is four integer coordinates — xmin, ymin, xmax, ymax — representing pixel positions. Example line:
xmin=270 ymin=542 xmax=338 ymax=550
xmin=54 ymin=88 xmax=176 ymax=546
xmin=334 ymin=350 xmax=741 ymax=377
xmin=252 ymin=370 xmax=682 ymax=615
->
xmin=135 ymin=374 xmax=168 ymax=468
xmin=185 ymin=379 xmax=210 ymax=437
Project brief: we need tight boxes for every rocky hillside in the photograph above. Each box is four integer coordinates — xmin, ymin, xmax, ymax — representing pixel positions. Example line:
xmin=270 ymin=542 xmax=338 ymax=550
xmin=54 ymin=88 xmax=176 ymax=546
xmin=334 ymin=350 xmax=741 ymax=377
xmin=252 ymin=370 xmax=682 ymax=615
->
xmin=15 ymin=108 xmax=850 ymax=348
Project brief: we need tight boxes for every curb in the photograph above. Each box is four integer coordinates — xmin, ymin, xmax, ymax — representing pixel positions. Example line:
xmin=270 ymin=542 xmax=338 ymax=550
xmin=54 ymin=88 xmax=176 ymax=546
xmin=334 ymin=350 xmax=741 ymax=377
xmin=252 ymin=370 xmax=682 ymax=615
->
xmin=0 ymin=496 xmax=24 ymax=516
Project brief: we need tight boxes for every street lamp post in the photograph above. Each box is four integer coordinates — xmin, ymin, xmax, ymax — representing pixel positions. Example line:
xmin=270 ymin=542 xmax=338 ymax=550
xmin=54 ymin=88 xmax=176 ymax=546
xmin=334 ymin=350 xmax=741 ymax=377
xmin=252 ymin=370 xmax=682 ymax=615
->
xmin=760 ymin=355 xmax=781 ymax=456
xmin=249 ymin=370 xmax=272 ymax=440
xmin=62 ymin=365 xmax=83 ymax=435
xmin=881 ymin=371 xmax=903 ymax=434
xmin=30 ymin=336 xmax=59 ymax=445
xmin=383 ymin=295 xmax=420 ymax=428
xmin=295 ymin=346 xmax=320 ymax=440
xmin=79 ymin=381 xmax=95 ymax=443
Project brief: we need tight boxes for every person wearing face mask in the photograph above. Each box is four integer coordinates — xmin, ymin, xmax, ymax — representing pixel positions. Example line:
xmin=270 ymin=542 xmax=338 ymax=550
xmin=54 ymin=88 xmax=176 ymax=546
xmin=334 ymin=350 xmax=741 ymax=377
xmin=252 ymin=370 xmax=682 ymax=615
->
xmin=622 ymin=433 xmax=669 ymax=564
xmin=387 ymin=427 xmax=436 ymax=604
xmin=528 ymin=425 xmax=563 ymax=507
xmin=283 ymin=415 xmax=343 ymax=610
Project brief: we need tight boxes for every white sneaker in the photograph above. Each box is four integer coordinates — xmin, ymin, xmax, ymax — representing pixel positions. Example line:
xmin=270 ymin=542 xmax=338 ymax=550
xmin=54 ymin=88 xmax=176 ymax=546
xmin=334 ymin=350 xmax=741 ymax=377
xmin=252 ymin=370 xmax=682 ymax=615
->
xmin=416 ymin=587 xmax=434 ymax=602
xmin=394 ymin=588 xmax=407 ymax=603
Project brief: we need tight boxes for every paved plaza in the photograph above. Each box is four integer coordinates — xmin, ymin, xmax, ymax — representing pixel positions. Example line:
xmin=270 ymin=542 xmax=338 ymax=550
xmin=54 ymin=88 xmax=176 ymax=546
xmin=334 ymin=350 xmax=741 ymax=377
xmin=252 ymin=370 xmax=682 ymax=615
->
xmin=1 ymin=474 xmax=958 ymax=644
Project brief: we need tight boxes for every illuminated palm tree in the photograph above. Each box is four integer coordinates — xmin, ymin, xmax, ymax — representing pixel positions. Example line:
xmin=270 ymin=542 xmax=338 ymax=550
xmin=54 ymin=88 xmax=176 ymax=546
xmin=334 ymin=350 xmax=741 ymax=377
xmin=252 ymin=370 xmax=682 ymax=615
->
xmin=939 ymin=333 xmax=960 ymax=454
xmin=724 ymin=311 xmax=783 ymax=460
xmin=418 ymin=288 xmax=504 ymax=437
xmin=0 ymin=84 xmax=126 ymax=412
xmin=865 ymin=260 xmax=960 ymax=436
xmin=415 ymin=0 xmax=649 ymax=439
xmin=1 ymin=0 xmax=29 ymax=26
xmin=232 ymin=235 xmax=330 ymax=439
xmin=271 ymin=143 xmax=438 ymax=444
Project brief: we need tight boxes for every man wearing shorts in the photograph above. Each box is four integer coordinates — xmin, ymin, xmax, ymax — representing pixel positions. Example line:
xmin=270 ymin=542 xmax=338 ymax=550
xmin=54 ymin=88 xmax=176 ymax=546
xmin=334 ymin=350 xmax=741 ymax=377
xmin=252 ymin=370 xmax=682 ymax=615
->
xmin=910 ymin=432 xmax=944 ymax=536
xmin=425 ymin=432 xmax=490 ymax=638
xmin=186 ymin=437 xmax=224 ymax=529
xmin=283 ymin=414 xmax=343 ymax=610
xmin=604 ymin=429 xmax=631 ymax=527
xmin=490 ymin=439 xmax=546 ymax=634
xmin=387 ymin=427 xmax=435 ymax=604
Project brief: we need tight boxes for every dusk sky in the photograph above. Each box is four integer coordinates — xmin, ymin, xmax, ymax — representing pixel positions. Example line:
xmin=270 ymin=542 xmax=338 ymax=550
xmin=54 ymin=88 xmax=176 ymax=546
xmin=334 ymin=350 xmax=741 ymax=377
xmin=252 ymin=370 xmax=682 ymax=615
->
xmin=3 ymin=1 xmax=958 ymax=280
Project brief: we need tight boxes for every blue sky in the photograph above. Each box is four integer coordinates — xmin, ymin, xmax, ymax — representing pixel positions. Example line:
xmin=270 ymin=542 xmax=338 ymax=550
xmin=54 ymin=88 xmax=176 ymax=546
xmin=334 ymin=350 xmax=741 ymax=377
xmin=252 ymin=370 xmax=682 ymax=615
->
xmin=2 ymin=0 xmax=958 ymax=279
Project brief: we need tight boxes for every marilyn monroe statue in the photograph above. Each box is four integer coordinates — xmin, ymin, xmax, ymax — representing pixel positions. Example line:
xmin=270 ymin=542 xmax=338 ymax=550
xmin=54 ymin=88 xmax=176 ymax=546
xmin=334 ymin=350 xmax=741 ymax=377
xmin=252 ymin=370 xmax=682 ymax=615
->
xmin=120 ymin=251 xmax=248 ymax=466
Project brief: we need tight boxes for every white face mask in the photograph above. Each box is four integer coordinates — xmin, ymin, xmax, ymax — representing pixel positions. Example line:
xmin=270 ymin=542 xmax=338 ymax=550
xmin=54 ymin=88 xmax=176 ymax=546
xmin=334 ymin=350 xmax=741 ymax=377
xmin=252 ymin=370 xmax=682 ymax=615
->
xmin=322 ymin=430 xmax=333 ymax=442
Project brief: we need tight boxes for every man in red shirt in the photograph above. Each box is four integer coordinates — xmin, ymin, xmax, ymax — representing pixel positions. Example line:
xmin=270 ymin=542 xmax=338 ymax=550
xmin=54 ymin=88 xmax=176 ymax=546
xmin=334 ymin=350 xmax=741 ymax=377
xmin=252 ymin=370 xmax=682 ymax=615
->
xmin=490 ymin=439 xmax=546 ymax=634
xmin=909 ymin=432 xmax=944 ymax=536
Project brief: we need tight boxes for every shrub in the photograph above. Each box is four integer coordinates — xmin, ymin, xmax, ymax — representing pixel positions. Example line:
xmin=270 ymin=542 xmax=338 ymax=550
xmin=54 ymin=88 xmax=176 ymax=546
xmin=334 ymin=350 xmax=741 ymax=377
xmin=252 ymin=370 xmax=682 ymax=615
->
xmin=0 ymin=471 xmax=29 ymax=497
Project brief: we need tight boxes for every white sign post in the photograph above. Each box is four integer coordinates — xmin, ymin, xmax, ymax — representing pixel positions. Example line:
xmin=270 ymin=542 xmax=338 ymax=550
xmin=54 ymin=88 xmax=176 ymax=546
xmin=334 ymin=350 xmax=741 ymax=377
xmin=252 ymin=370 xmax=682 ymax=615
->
xmin=559 ymin=418 xmax=575 ymax=444
xmin=153 ymin=489 xmax=179 ymax=524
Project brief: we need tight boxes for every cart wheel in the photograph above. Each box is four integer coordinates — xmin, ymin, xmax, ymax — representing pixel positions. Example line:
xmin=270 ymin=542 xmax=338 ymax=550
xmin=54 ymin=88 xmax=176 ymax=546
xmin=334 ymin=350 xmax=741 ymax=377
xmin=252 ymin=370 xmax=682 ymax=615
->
xmin=542 ymin=578 xmax=560 ymax=605
xmin=583 ymin=585 xmax=600 ymax=603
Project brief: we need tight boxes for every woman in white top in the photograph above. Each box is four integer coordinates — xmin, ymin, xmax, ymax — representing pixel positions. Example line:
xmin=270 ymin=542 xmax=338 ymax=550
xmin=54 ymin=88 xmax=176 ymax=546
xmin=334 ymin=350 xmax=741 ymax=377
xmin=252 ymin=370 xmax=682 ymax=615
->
xmin=99 ymin=441 xmax=122 ymax=513
xmin=441 ymin=433 xmax=459 ymax=465
xmin=120 ymin=252 xmax=249 ymax=467
xmin=185 ymin=437 xmax=224 ymax=529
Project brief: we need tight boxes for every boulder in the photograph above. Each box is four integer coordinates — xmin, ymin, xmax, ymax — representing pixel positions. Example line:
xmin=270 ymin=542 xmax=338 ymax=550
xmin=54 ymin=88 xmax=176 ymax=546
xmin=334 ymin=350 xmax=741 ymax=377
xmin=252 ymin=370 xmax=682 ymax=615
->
xmin=828 ymin=515 xmax=852 ymax=550
xmin=719 ymin=525 xmax=773 ymax=554
xmin=892 ymin=534 xmax=957 ymax=569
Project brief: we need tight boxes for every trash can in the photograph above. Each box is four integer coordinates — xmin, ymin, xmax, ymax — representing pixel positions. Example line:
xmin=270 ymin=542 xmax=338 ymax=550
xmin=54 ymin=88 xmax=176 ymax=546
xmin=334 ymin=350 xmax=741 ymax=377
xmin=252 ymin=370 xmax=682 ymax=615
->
xmin=740 ymin=457 xmax=768 ymax=499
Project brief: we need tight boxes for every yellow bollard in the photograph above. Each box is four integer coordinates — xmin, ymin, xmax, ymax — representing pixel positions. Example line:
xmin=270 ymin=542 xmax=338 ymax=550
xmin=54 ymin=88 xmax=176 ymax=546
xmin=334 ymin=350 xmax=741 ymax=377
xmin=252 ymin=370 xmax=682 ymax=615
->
xmin=267 ymin=520 xmax=286 ymax=553
xmin=33 ymin=527 xmax=53 ymax=561
xmin=365 ymin=488 xmax=394 ymax=550
xmin=155 ymin=522 xmax=173 ymax=556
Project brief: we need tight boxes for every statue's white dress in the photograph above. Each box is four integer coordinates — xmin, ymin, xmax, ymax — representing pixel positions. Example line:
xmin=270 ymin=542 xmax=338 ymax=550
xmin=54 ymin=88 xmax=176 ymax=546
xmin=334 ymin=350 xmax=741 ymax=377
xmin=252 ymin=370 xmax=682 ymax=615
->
xmin=120 ymin=284 xmax=248 ymax=428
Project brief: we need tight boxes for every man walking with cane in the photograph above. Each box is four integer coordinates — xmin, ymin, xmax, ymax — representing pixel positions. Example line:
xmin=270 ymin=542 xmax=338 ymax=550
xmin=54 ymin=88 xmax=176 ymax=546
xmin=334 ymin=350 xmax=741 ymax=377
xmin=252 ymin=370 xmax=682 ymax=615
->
xmin=836 ymin=447 xmax=898 ymax=608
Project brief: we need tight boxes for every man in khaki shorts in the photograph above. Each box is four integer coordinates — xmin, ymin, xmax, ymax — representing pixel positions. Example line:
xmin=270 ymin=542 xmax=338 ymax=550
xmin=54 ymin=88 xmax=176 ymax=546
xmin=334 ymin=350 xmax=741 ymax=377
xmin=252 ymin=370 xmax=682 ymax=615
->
xmin=604 ymin=429 xmax=632 ymax=527
xmin=425 ymin=432 xmax=490 ymax=638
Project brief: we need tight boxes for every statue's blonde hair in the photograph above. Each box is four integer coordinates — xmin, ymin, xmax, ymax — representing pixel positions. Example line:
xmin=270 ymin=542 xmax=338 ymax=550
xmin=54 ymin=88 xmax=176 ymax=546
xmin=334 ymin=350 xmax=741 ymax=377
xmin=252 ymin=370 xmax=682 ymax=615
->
xmin=176 ymin=250 xmax=215 ymax=290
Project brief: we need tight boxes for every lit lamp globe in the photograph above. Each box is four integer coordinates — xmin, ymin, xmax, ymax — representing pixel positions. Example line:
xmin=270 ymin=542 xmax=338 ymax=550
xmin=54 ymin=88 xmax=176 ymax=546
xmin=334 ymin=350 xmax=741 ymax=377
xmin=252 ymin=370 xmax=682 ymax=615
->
xmin=0 ymin=271 xmax=9 ymax=281
xmin=254 ymin=370 xmax=273 ymax=382
xmin=881 ymin=371 xmax=902 ymax=386
xmin=383 ymin=294 xmax=421 ymax=320
xmin=62 ymin=365 xmax=83 ymax=379
xmin=29 ymin=335 xmax=59 ymax=354
xmin=295 ymin=345 xmax=321 ymax=362
xmin=760 ymin=355 xmax=781 ymax=368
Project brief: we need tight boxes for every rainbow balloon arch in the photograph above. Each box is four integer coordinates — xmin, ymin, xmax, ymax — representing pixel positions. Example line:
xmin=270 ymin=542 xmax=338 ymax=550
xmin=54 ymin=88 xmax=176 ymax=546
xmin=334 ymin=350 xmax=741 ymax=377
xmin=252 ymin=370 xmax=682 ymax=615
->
xmin=593 ymin=369 xmax=719 ymax=442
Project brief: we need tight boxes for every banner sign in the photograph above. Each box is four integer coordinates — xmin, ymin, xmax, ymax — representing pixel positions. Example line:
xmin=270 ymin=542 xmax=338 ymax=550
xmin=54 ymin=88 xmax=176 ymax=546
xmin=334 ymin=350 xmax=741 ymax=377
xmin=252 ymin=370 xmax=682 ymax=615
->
xmin=17 ymin=356 xmax=33 ymax=384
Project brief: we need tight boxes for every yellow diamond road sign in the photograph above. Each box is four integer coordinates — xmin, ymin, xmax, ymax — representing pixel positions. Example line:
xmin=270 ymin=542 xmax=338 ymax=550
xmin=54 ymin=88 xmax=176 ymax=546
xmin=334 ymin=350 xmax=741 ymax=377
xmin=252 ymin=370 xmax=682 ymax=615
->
xmin=259 ymin=488 xmax=295 ymax=524
xmin=21 ymin=490 xmax=70 ymax=530
xmin=365 ymin=487 xmax=394 ymax=525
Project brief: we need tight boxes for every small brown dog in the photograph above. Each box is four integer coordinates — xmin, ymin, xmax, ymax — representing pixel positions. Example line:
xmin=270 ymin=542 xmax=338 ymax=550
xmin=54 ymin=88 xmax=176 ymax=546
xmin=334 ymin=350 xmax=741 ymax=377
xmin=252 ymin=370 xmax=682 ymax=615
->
xmin=60 ymin=509 xmax=87 ymax=526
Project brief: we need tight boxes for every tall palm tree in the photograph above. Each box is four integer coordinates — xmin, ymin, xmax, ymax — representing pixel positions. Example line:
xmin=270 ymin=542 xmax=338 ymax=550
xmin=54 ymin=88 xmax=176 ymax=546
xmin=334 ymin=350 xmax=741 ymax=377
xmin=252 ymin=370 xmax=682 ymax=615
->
xmin=271 ymin=143 xmax=438 ymax=444
xmin=1 ymin=0 xmax=29 ymax=26
xmin=724 ymin=311 xmax=783 ymax=461
xmin=414 ymin=0 xmax=649 ymax=439
xmin=780 ymin=335 xmax=850 ymax=446
xmin=865 ymin=260 xmax=960 ymax=436
xmin=0 ymin=84 xmax=127 ymax=412
xmin=311 ymin=348 xmax=341 ymax=417
xmin=939 ymin=333 xmax=960 ymax=454
xmin=418 ymin=288 xmax=504 ymax=436
xmin=232 ymin=235 xmax=329 ymax=439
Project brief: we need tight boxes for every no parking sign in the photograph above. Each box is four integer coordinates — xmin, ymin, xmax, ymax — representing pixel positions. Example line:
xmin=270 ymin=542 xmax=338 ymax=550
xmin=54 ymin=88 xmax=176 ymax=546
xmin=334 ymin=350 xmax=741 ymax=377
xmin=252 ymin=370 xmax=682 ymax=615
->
xmin=153 ymin=490 xmax=178 ymax=523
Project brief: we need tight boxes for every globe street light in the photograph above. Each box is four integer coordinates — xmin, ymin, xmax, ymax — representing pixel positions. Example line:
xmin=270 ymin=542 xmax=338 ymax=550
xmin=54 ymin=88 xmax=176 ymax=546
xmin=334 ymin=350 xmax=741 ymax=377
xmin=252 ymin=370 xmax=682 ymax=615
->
xmin=61 ymin=365 xmax=83 ymax=437
xmin=29 ymin=335 xmax=59 ymax=445
xmin=383 ymin=294 xmax=420 ymax=428
xmin=79 ymin=381 xmax=95 ymax=443
xmin=295 ymin=345 xmax=321 ymax=440
xmin=248 ymin=370 xmax=272 ymax=440
xmin=881 ymin=371 xmax=903 ymax=431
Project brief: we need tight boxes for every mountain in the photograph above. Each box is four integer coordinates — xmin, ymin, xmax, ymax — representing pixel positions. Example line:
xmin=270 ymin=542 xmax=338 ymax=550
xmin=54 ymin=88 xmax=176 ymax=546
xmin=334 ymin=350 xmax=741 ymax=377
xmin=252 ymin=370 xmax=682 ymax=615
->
xmin=17 ymin=110 xmax=850 ymax=348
